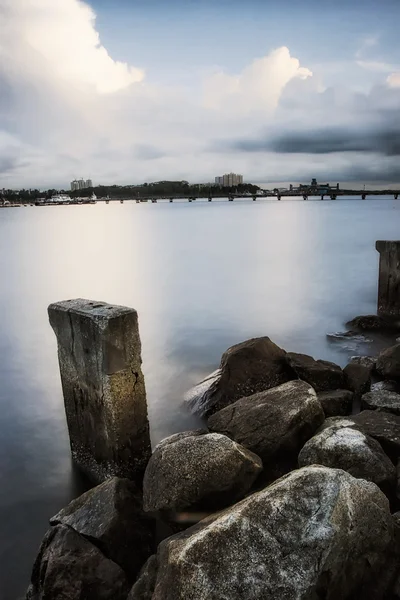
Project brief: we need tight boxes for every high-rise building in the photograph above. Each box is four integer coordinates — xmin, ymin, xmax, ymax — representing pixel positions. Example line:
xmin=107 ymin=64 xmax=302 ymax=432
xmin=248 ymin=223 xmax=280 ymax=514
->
xmin=86 ymin=179 xmax=93 ymax=188
xmin=215 ymin=173 xmax=243 ymax=187
xmin=70 ymin=179 xmax=93 ymax=191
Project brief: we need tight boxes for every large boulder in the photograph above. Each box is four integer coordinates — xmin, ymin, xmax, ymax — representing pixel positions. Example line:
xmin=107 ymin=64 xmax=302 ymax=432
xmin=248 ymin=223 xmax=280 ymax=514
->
xmin=129 ymin=466 xmax=395 ymax=600
xmin=128 ymin=556 xmax=158 ymax=600
xmin=377 ymin=344 xmax=400 ymax=379
xmin=344 ymin=362 xmax=371 ymax=399
xmin=50 ymin=477 xmax=154 ymax=580
xmin=350 ymin=355 xmax=377 ymax=373
xmin=185 ymin=337 xmax=294 ymax=417
xmin=299 ymin=426 xmax=396 ymax=496
xmin=371 ymin=380 xmax=400 ymax=393
xmin=318 ymin=389 xmax=353 ymax=417
xmin=208 ymin=380 xmax=324 ymax=480
xmin=27 ymin=525 xmax=130 ymax=600
xmin=347 ymin=315 xmax=400 ymax=332
xmin=361 ymin=390 xmax=400 ymax=416
xmin=287 ymin=352 xmax=345 ymax=391
xmin=143 ymin=431 xmax=262 ymax=512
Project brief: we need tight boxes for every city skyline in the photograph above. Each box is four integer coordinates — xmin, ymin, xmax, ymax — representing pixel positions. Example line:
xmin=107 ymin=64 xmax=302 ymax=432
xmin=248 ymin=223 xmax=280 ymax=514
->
xmin=0 ymin=0 xmax=399 ymax=188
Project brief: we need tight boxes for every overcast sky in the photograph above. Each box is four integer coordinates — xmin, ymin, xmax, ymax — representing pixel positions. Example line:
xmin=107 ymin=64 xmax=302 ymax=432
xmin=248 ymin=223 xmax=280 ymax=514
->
xmin=0 ymin=0 xmax=399 ymax=189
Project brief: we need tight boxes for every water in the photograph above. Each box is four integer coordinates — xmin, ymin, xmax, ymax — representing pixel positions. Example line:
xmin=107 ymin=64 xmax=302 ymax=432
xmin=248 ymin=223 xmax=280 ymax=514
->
xmin=1 ymin=196 xmax=400 ymax=599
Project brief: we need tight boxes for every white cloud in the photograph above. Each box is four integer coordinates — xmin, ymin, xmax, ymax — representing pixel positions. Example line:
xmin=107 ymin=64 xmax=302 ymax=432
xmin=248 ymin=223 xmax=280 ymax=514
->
xmin=203 ymin=47 xmax=312 ymax=112
xmin=356 ymin=60 xmax=398 ymax=73
xmin=0 ymin=0 xmax=144 ymax=94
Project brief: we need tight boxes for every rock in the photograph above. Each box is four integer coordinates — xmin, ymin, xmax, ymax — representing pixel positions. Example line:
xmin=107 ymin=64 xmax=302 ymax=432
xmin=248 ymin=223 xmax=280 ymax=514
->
xmin=128 ymin=556 xmax=158 ymax=600
xmin=287 ymin=352 xmax=345 ymax=391
xmin=27 ymin=524 xmax=130 ymax=600
xmin=352 ymin=411 xmax=400 ymax=461
xmin=371 ymin=380 xmax=400 ymax=392
xmin=346 ymin=314 xmax=399 ymax=332
xmin=361 ymin=390 xmax=400 ymax=416
xmin=317 ymin=412 xmax=400 ymax=461
xmin=298 ymin=426 xmax=396 ymax=496
xmin=377 ymin=344 xmax=400 ymax=379
xmin=129 ymin=466 xmax=395 ymax=600
xmin=344 ymin=362 xmax=371 ymax=399
xmin=50 ymin=477 xmax=154 ymax=580
xmin=185 ymin=337 xmax=294 ymax=417
xmin=350 ymin=355 xmax=377 ymax=372
xmin=208 ymin=380 xmax=324 ymax=480
xmin=318 ymin=389 xmax=353 ymax=417
xmin=143 ymin=431 xmax=262 ymax=512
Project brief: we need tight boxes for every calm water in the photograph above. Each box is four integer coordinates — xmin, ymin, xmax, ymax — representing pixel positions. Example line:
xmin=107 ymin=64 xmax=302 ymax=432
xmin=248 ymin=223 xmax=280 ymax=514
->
xmin=1 ymin=197 xmax=400 ymax=599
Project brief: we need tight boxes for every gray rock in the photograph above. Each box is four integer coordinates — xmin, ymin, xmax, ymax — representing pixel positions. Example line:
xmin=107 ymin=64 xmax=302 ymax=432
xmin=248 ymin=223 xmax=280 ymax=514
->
xmin=50 ymin=477 xmax=154 ymax=580
xmin=299 ymin=426 xmax=396 ymax=495
xmin=371 ymin=380 xmax=400 ymax=392
xmin=350 ymin=355 xmax=377 ymax=372
xmin=347 ymin=314 xmax=399 ymax=332
xmin=129 ymin=466 xmax=395 ymax=600
xmin=185 ymin=337 xmax=294 ymax=417
xmin=27 ymin=525 xmax=130 ymax=600
xmin=377 ymin=344 xmax=400 ymax=379
xmin=361 ymin=390 xmax=400 ymax=416
xmin=208 ymin=380 xmax=324 ymax=480
xmin=287 ymin=352 xmax=345 ymax=391
xmin=318 ymin=389 xmax=353 ymax=417
xmin=344 ymin=362 xmax=371 ymax=399
xmin=143 ymin=432 xmax=262 ymax=512
xmin=128 ymin=556 xmax=158 ymax=600
xmin=317 ymin=416 xmax=358 ymax=433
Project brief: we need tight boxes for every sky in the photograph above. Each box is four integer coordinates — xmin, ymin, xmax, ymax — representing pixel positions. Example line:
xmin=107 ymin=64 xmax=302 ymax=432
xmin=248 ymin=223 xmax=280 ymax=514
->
xmin=0 ymin=0 xmax=399 ymax=189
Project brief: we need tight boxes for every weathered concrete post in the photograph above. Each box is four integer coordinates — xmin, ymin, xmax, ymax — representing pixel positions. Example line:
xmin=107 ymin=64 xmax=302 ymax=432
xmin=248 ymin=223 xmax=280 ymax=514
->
xmin=48 ymin=299 xmax=151 ymax=483
xmin=376 ymin=241 xmax=400 ymax=317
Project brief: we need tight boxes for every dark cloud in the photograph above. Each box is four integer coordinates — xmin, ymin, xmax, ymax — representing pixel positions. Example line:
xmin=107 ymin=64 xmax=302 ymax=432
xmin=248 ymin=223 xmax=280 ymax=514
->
xmin=0 ymin=154 xmax=19 ymax=175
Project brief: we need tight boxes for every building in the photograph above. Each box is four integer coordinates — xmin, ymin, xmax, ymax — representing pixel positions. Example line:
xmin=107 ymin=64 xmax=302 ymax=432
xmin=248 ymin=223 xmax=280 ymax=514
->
xmin=215 ymin=173 xmax=244 ymax=187
xmin=70 ymin=179 xmax=93 ymax=191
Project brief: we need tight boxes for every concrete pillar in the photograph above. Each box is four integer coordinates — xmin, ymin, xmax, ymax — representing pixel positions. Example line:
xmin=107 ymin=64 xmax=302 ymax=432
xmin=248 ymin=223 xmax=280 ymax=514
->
xmin=376 ymin=241 xmax=400 ymax=317
xmin=48 ymin=299 xmax=151 ymax=483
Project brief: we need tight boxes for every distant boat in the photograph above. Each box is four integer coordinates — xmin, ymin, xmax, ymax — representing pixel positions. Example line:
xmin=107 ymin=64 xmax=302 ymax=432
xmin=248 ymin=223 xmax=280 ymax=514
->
xmin=89 ymin=192 xmax=97 ymax=203
xmin=50 ymin=194 xmax=71 ymax=203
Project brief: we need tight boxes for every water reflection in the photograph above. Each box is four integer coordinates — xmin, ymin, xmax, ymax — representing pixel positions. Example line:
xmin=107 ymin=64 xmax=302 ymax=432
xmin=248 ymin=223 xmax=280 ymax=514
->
xmin=1 ymin=198 xmax=400 ymax=599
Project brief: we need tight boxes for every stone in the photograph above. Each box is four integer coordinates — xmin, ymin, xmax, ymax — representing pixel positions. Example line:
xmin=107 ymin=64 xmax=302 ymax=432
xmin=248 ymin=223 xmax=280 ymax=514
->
xmin=371 ymin=380 xmax=400 ymax=392
xmin=317 ymin=389 xmax=353 ymax=417
xmin=352 ymin=411 xmax=400 ymax=461
xmin=143 ymin=431 xmax=262 ymax=512
xmin=344 ymin=362 xmax=371 ymax=399
xmin=361 ymin=390 xmax=400 ymax=416
xmin=377 ymin=344 xmax=400 ymax=380
xmin=185 ymin=336 xmax=294 ymax=417
xmin=298 ymin=426 xmax=396 ymax=496
xmin=208 ymin=380 xmax=324 ymax=480
xmin=129 ymin=466 xmax=395 ymax=600
xmin=376 ymin=241 xmax=400 ymax=317
xmin=346 ymin=314 xmax=399 ymax=332
xmin=27 ymin=525 xmax=130 ymax=600
xmin=350 ymin=355 xmax=377 ymax=372
xmin=287 ymin=352 xmax=345 ymax=391
xmin=48 ymin=299 xmax=151 ymax=483
xmin=127 ymin=556 xmax=158 ymax=600
xmin=50 ymin=477 xmax=154 ymax=580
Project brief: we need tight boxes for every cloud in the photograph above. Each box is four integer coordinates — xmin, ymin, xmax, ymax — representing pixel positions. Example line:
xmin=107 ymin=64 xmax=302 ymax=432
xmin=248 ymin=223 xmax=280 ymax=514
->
xmin=357 ymin=60 xmax=398 ymax=73
xmin=355 ymin=35 xmax=379 ymax=59
xmin=0 ymin=0 xmax=144 ymax=94
xmin=202 ymin=47 xmax=312 ymax=112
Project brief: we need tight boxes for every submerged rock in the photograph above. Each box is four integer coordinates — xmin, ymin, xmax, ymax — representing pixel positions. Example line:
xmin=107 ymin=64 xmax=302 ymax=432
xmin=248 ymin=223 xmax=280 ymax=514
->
xmin=361 ymin=390 xmax=400 ymax=416
xmin=377 ymin=344 xmax=400 ymax=379
xmin=317 ymin=389 xmax=354 ymax=417
xmin=27 ymin=525 xmax=130 ymax=600
xmin=129 ymin=466 xmax=395 ymax=600
xmin=298 ymin=426 xmax=396 ymax=496
xmin=287 ymin=352 xmax=345 ymax=391
xmin=185 ymin=336 xmax=294 ymax=417
xmin=208 ymin=380 xmax=324 ymax=480
xmin=50 ymin=477 xmax=154 ymax=580
xmin=143 ymin=431 xmax=262 ymax=512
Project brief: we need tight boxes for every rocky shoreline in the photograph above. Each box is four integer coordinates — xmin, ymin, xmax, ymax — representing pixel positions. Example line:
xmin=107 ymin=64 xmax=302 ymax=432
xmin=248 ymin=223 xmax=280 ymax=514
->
xmin=26 ymin=324 xmax=400 ymax=600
